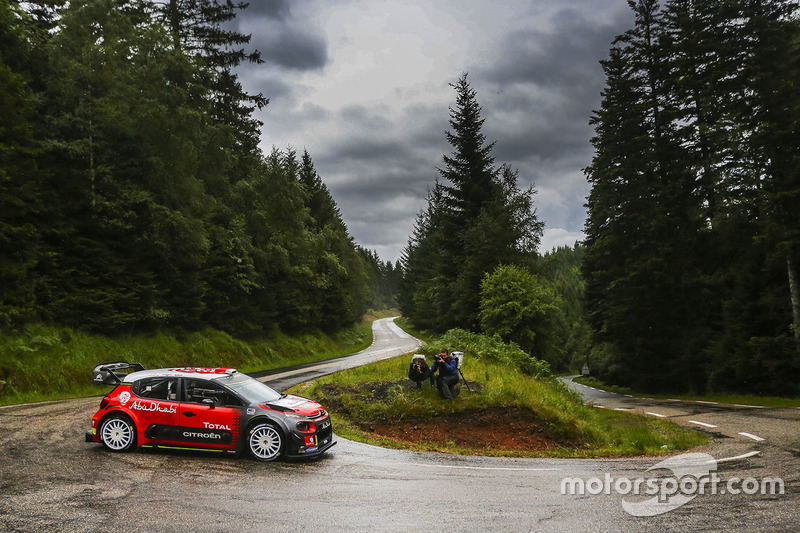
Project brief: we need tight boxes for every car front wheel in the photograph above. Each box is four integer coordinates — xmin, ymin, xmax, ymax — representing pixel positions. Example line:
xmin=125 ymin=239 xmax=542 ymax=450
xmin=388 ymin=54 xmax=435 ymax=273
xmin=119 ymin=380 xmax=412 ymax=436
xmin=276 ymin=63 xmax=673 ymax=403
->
xmin=100 ymin=414 xmax=137 ymax=452
xmin=248 ymin=423 xmax=283 ymax=461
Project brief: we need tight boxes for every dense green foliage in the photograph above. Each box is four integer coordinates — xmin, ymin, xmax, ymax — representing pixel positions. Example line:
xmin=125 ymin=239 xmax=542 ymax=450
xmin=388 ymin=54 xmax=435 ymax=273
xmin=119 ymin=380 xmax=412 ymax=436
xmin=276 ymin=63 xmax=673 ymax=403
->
xmin=0 ymin=0 xmax=396 ymax=336
xmin=478 ymin=264 xmax=564 ymax=368
xmin=583 ymin=0 xmax=800 ymax=395
xmin=421 ymin=327 xmax=552 ymax=378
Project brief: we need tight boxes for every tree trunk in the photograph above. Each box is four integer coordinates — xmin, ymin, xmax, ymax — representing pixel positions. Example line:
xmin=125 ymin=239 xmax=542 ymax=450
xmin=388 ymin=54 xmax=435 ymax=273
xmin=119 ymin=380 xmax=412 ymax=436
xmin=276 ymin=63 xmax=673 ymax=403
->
xmin=788 ymin=254 xmax=800 ymax=346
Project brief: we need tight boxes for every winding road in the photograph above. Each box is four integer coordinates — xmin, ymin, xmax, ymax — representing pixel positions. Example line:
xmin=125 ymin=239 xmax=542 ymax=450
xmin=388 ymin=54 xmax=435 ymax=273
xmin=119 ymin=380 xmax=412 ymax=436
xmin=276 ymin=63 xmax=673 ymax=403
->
xmin=1 ymin=318 xmax=797 ymax=531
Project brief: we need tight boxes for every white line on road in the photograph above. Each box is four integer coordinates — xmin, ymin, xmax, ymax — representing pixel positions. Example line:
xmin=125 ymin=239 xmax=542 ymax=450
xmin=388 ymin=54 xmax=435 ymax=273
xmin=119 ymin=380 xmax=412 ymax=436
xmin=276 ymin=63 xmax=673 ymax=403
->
xmin=738 ymin=432 xmax=765 ymax=442
xmin=645 ymin=412 xmax=666 ymax=418
xmin=416 ymin=463 xmax=563 ymax=472
xmin=716 ymin=451 xmax=761 ymax=463
xmin=689 ymin=420 xmax=718 ymax=428
xmin=614 ymin=408 xmax=633 ymax=411
xmin=733 ymin=404 xmax=766 ymax=409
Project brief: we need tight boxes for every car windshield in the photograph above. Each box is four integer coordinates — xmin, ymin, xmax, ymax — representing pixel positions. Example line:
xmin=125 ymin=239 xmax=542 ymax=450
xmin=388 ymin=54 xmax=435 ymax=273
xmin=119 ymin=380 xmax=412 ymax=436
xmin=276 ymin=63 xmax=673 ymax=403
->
xmin=221 ymin=375 xmax=282 ymax=403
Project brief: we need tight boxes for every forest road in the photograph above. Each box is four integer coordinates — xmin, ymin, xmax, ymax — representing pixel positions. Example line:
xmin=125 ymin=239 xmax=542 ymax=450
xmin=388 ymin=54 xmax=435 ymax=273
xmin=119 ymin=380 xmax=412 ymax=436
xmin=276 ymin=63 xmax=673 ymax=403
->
xmin=0 ymin=321 xmax=798 ymax=532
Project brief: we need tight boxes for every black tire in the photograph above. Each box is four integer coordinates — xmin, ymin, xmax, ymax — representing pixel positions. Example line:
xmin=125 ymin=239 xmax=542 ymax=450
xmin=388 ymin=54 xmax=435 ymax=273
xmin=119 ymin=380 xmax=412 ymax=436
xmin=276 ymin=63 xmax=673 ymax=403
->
xmin=247 ymin=422 xmax=284 ymax=462
xmin=99 ymin=414 xmax=137 ymax=452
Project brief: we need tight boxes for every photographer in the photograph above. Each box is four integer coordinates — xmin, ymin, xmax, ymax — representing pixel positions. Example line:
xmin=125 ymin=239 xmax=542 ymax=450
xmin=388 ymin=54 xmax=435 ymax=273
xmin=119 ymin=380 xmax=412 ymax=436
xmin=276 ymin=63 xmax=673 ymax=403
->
xmin=431 ymin=349 xmax=459 ymax=400
xmin=408 ymin=356 xmax=434 ymax=389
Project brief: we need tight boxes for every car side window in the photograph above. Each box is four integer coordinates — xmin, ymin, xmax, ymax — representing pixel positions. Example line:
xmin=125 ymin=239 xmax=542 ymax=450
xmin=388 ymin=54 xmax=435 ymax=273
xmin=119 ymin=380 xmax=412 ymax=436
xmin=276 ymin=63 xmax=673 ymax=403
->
xmin=134 ymin=377 xmax=177 ymax=401
xmin=182 ymin=379 xmax=243 ymax=407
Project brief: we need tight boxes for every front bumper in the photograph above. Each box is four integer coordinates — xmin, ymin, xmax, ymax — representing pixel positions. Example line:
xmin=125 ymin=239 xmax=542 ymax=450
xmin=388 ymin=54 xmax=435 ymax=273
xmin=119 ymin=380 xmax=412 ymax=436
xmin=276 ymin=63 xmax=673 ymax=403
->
xmin=284 ymin=435 xmax=336 ymax=459
xmin=85 ymin=429 xmax=96 ymax=443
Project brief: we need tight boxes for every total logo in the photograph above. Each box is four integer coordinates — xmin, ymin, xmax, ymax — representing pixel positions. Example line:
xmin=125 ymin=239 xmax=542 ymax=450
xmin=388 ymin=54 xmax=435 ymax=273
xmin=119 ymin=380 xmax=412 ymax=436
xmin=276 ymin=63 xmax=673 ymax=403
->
xmin=203 ymin=422 xmax=232 ymax=431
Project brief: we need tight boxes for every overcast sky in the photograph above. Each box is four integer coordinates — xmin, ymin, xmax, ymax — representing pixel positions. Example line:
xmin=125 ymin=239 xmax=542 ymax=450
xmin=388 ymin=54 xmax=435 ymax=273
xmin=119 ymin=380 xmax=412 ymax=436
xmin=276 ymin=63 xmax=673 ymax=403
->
xmin=231 ymin=0 xmax=635 ymax=262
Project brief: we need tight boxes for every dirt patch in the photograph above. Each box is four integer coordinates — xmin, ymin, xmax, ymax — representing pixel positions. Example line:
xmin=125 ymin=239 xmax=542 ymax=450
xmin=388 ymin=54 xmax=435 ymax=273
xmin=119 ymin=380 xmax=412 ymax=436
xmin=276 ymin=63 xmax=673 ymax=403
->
xmin=314 ymin=381 xmax=573 ymax=453
xmin=368 ymin=407 xmax=569 ymax=453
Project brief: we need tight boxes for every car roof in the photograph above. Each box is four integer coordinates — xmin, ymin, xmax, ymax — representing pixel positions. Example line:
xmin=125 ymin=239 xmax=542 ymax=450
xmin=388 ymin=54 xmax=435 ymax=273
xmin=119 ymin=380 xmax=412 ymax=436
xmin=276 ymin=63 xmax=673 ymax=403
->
xmin=122 ymin=367 xmax=239 ymax=384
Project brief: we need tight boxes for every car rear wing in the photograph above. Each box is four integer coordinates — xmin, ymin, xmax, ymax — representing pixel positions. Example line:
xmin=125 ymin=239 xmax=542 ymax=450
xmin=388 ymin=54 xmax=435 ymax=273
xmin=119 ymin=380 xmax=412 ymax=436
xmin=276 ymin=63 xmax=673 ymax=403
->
xmin=92 ymin=362 xmax=145 ymax=385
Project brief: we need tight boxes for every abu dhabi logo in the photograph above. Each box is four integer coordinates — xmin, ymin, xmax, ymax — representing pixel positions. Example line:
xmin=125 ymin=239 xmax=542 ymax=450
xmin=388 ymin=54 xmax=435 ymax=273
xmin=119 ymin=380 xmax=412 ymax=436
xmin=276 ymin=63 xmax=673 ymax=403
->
xmin=561 ymin=452 xmax=784 ymax=517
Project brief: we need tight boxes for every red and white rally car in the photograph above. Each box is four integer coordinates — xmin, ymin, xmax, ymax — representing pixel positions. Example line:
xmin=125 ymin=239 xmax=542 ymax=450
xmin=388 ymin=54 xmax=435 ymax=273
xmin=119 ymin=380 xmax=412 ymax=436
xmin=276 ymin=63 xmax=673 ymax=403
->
xmin=85 ymin=363 xmax=335 ymax=461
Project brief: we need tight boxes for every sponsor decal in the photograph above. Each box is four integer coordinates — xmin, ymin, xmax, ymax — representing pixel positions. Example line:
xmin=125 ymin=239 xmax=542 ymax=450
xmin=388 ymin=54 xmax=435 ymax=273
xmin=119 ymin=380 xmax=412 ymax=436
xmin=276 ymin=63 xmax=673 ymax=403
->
xmin=119 ymin=391 xmax=131 ymax=406
xmin=167 ymin=367 xmax=232 ymax=374
xmin=320 ymin=419 xmax=331 ymax=430
xmin=183 ymin=431 xmax=222 ymax=440
xmin=203 ymin=422 xmax=231 ymax=430
xmin=246 ymin=408 xmax=256 ymax=415
xmin=129 ymin=400 xmax=177 ymax=414
xmin=272 ymin=395 xmax=308 ymax=408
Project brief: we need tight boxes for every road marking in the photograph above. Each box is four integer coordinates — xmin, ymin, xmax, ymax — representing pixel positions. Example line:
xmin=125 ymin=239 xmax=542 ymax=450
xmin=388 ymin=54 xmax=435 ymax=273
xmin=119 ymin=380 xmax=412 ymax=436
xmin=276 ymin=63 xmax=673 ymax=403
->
xmin=666 ymin=399 xmax=681 ymax=402
xmin=738 ymin=432 xmax=765 ymax=442
xmin=645 ymin=412 xmax=666 ymax=418
xmin=716 ymin=451 xmax=761 ymax=463
xmin=593 ymin=405 xmax=606 ymax=409
xmin=416 ymin=463 xmax=562 ymax=472
xmin=695 ymin=400 xmax=718 ymax=405
xmin=733 ymin=404 xmax=765 ymax=409
xmin=614 ymin=408 xmax=632 ymax=411
xmin=689 ymin=420 xmax=718 ymax=428
xmin=624 ymin=394 xmax=633 ymax=398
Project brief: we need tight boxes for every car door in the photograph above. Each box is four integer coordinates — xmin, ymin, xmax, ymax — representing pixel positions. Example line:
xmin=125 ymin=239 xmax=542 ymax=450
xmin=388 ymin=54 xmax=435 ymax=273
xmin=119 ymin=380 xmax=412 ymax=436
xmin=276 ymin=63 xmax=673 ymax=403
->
xmin=129 ymin=376 xmax=181 ymax=443
xmin=178 ymin=378 xmax=243 ymax=450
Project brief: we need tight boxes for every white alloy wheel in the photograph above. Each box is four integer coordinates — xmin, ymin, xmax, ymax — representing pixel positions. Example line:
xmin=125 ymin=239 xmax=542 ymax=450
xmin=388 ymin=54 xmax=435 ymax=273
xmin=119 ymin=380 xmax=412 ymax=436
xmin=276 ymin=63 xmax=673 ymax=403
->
xmin=101 ymin=416 xmax=136 ymax=452
xmin=248 ymin=423 xmax=283 ymax=461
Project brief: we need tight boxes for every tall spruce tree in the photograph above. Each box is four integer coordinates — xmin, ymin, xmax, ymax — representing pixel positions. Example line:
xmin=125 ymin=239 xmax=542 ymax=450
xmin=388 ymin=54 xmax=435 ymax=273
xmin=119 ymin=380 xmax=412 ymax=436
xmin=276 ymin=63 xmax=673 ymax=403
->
xmin=401 ymin=73 xmax=542 ymax=332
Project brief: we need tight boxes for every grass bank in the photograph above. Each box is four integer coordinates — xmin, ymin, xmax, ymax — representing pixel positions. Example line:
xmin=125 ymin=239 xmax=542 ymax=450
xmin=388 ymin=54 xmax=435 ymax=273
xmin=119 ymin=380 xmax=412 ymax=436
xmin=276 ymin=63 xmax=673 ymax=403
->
xmin=573 ymin=376 xmax=800 ymax=408
xmin=293 ymin=330 xmax=708 ymax=458
xmin=0 ymin=311 xmax=398 ymax=406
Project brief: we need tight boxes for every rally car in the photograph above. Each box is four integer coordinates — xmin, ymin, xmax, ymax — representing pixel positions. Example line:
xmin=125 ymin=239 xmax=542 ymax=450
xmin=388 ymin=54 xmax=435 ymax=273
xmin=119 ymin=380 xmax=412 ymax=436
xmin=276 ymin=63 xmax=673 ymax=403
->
xmin=85 ymin=363 xmax=335 ymax=461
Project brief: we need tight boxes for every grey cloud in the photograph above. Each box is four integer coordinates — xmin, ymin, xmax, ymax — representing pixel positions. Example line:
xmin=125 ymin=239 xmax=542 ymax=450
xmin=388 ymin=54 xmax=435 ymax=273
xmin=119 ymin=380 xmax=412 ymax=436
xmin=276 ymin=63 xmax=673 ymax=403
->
xmin=250 ymin=24 xmax=329 ymax=71
xmin=243 ymin=0 xmax=292 ymax=21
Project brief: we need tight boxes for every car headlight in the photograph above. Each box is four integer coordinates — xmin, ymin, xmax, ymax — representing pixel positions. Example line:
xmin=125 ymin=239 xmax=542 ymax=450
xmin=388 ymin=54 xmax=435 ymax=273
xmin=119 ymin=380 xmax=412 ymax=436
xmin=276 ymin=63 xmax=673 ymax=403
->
xmin=296 ymin=421 xmax=316 ymax=433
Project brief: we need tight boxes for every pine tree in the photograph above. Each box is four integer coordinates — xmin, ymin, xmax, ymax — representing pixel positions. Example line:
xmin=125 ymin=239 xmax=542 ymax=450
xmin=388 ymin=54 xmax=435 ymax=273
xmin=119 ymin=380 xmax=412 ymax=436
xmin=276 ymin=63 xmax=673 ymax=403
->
xmin=401 ymin=74 xmax=542 ymax=332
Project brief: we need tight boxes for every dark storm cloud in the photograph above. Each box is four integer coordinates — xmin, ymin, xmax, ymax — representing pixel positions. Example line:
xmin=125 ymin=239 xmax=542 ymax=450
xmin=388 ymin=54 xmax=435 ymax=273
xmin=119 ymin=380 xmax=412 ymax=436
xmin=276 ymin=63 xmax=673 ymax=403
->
xmin=473 ymin=5 xmax=632 ymax=176
xmin=251 ymin=24 xmax=328 ymax=70
xmin=244 ymin=0 xmax=292 ymax=21
xmin=237 ymin=1 xmax=328 ymax=72
xmin=233 ymin=1 xmax=638 ymax=259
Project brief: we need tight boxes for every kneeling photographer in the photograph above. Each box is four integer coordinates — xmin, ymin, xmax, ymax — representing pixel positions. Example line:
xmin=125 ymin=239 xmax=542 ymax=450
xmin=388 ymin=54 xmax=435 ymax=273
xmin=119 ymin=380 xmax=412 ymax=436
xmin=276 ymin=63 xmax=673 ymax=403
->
xmin=431 ymin=349 xmax=459 ymax=400
xmin=408 ymin=355 xmax=434 ymax=388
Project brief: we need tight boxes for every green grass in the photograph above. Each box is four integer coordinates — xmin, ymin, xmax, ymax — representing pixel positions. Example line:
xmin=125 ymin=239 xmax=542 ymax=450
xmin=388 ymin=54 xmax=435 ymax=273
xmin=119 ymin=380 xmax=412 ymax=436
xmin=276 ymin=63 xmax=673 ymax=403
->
xmin=292 ymin=346 xmax=708 ymax=458
xmin=0 ymin=315 xmax=387 ymax=406
xmin=573 ymin=376 xmax=800 ymax=408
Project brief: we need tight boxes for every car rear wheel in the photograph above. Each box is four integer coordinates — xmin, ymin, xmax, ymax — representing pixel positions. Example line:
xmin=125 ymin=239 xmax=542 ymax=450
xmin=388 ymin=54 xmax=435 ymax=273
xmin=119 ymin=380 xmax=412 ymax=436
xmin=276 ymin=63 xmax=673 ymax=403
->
xmin=100 ymin=414 xmax=137 ymax=452
xmin=248 ymin=423 xmax=283 ymax=461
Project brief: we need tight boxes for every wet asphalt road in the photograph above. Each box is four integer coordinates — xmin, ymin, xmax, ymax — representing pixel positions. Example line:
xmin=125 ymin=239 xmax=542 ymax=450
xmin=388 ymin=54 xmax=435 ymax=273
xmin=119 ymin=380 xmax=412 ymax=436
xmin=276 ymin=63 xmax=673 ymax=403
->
xmin=1 ymin=319 xmax=798 ymax=532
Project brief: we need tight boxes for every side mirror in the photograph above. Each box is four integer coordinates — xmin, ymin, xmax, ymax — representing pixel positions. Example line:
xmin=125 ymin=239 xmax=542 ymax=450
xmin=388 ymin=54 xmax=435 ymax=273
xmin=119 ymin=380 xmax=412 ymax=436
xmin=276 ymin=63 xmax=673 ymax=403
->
xmin=202 ymin=398 xmax=215 ymax=409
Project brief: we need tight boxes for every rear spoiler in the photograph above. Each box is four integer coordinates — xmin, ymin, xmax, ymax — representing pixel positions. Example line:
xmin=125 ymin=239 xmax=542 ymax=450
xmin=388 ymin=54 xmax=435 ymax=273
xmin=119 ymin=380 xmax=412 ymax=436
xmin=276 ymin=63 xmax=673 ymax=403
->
xmin=92 ymin=362 xmax=145 ymax=385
